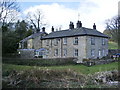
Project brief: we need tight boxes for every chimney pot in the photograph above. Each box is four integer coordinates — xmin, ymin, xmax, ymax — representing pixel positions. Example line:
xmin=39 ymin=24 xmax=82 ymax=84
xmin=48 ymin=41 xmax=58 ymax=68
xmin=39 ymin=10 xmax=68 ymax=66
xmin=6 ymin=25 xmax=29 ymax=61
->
xmin=42 ymin=27 xmax=45 ymax=32
xmin=52 ymin=26 xmax=54 ymax=32
xmin=69 ymin=21 xmax=74 ymax=29
xmin=93 ymin=23 xmax=96 ymax=29
xmin=77 ymin=20 xmax=82 ymax=28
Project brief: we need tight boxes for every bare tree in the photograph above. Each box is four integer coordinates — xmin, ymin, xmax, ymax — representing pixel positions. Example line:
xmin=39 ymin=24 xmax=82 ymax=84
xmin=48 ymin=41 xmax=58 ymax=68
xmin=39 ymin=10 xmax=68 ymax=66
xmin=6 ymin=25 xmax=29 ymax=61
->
xmin=26 ymin=9 xmax=47 ymax=33
xmin=105 ymin=16 xmax=120 ymax=49
xmin=0 ymin=0 xmax=20 ymax=26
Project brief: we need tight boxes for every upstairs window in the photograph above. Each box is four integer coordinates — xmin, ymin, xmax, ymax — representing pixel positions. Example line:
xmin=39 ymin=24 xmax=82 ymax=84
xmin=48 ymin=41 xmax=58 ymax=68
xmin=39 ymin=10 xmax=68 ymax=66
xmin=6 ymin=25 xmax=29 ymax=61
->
xmin=63 ymin=38 xmax=67 ymax=45
xmin=54 ymin=39 xmax=59 ymax=46
xmin=102 ymin=38 xmax=105 ymax=45
xmin=74 ymin=49 xmax=78 ymax=57
xmin=91 ymin=37 xmax=95 ymax=45
xmin=46 ymin=40 xmax=49 ymax=46
xmin=73 ymin=37 xmax=78 ymax=45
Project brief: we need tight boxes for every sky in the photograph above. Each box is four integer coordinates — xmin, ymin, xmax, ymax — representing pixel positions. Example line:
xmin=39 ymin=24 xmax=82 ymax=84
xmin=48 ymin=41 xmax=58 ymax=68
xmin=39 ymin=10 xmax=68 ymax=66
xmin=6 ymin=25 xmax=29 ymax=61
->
xmin=18 ymin=0 xmax=119 ymax=33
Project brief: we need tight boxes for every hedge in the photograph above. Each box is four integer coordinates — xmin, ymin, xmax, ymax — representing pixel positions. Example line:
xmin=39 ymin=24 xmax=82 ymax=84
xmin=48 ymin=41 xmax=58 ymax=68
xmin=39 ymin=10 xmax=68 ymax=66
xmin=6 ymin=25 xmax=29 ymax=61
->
xmin=2 ymin=58 xmax=77 ymax=66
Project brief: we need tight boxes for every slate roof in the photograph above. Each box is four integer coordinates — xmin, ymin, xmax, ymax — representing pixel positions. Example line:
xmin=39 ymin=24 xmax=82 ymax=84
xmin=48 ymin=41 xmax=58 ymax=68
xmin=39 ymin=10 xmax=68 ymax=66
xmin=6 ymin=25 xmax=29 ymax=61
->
xmin=20 ymin=32 xmax=47 ymax=42
xmin=42 ymin=27 xmax=109 ymax=39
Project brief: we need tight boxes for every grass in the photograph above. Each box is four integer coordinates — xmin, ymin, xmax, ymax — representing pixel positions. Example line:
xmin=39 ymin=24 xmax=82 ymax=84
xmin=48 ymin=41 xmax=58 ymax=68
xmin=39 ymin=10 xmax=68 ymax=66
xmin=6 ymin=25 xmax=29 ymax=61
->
xmin=108 ymin=41 xmax=118 ymax=49
xmin=2 ymin=62 xmax=118 ymax=76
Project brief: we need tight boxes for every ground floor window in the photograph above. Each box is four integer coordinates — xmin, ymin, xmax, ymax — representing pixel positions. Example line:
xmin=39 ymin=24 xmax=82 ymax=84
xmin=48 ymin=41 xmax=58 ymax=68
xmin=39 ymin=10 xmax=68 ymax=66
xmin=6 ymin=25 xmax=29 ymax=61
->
xmin=91 ymin=49 xmax=95 ymax=57
xmin=35 ymin=48 xmax=48 ymax=58
xmin=74 ymin=49 xmax=78 ymax=57
xmin=54 ymin=49 xmax=58 ymax=56
xmin=63 ymin=49 xmax=67 ymax=56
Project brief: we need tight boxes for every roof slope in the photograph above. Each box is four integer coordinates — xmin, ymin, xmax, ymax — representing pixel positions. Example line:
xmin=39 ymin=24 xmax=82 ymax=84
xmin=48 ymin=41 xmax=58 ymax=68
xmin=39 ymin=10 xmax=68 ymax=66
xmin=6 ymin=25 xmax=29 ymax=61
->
xmin=20 ymin=32 xmax=47 ymax=42
xmin=42 ymin=27 xmax=109 ymax=39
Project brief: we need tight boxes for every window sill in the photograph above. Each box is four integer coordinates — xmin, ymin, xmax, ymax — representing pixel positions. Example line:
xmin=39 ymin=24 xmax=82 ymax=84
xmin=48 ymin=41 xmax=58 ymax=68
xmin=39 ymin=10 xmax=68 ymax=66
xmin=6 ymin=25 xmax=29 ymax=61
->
xmin=73 ymin=43 xmax=78 ymax=45
xmin=63 ymin=44 xmax=67 ymax=45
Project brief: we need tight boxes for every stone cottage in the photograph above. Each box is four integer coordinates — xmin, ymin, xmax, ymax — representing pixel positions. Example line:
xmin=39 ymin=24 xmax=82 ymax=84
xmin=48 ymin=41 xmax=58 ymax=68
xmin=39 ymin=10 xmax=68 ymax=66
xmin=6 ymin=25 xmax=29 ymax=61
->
xmin=18 ymin=21 xmax=109 ymax=63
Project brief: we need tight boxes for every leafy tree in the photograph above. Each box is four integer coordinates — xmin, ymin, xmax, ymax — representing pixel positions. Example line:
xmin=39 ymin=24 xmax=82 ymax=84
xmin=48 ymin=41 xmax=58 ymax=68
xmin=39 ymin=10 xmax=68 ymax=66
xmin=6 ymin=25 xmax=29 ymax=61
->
xmin=15 ymin=20 xmax=28 ymax=40
xmin=2 ymin=20 xmax=33 ymax=55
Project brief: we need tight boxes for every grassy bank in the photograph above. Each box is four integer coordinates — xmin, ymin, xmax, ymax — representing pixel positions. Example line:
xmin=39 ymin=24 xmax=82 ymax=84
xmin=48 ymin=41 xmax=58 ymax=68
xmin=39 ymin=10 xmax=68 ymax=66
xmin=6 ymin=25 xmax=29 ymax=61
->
xmin=2 ymin=62 xmax=119 ymax=88
xmin=108 ymin=41 xmax=118 ymax=49
xmin=3 ymin=62 xmax=118 ymax=76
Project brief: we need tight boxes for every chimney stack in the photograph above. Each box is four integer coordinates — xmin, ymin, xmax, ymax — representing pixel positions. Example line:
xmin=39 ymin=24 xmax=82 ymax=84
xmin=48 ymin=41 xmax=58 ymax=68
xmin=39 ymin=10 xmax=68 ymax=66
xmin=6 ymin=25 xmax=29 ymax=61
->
xmin=93 ymin=23 xmax=96 ymax=29
xmin=77 ymin=20 xmax=82 ymax=28
xmin=69 ymin=21 xmax=74 ymax=29
xmin=36 ymin=29 xmax=40 ymax=33
xmin=52 ymin=26 xmax=54 ymax=32
xmin=42 ymin=27 xmax=45 ymax=32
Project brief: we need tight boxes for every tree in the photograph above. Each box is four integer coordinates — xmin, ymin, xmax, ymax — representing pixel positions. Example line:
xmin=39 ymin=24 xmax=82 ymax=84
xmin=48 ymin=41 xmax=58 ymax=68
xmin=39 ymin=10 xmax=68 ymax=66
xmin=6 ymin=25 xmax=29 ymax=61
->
xmin=105 ymin=16 xmax=120 ymax=49
xmin=2 ymin=20 xmax=33 ymax=55
xmin=26 ymin=9 xmax=47 ymax=33
xmin=2 ymin=24 xmax=19 ymax=54
xmin=15 ymin=20 xmax=28 ymax=40
xmin=0 ymin=0 xmax=20 ymax=26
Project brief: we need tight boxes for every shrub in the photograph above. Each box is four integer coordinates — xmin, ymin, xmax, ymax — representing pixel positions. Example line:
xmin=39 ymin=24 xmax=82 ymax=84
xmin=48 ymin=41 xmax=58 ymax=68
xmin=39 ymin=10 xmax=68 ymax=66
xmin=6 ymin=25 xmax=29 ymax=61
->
xmin=3 ymin=69 xmax=86 ymax=88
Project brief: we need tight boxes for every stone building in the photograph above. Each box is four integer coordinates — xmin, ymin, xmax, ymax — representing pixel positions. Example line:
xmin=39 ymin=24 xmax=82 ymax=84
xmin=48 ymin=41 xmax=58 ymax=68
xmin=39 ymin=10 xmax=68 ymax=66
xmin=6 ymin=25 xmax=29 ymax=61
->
xmin=18 ymin=21 xmax=109 ymax=63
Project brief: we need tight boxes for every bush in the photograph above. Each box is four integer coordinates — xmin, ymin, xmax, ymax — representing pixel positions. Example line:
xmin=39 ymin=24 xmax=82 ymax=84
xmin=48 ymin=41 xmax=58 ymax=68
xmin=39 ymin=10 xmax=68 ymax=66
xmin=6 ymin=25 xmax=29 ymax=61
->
xmin=2 ymin=69 xmax=86 ymax=88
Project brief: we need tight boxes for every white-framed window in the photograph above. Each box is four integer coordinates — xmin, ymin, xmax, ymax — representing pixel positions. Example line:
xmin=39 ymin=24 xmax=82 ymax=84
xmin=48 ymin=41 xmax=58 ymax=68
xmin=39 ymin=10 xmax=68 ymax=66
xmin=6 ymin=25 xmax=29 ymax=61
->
xmin=54 ymin=49 xmax=58 ymax=56
xmin=91 ymin=37 xmax=95 ymax=45
xmin=19 ymin=43 xmax=22 ymax=48
xmin=74 ymin=49 xmax=78 ymax=56
xmin=102 ymin=49 xmax=105 ymax=56
xmin=91 ymin=49 xmax=95 ymax=57
xmin=63 ymin=49 xmax=67 ymax=56
xmin=54 ymin=39 xmax=59 ymax=46
xmin=46 ymin=40 xmax=49 ymax=46
xmin=63 ymin=38 xmax=67 ymax=45
xmin=73 ymin=37 xmax=78 ymax=45
xmin=102 ymin=38 xmax=105 ymax=45
xmin=35 ymin=51 xmax=39 ymax=56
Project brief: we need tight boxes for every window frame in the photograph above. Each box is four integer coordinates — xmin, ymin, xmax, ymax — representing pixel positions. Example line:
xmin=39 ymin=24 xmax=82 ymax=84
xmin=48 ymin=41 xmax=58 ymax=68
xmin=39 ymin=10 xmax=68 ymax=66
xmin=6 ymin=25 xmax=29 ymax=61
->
xmin=54 ymin=39 xmax=59 ymax=46
xmin=91 ymin=49 xmax=95 ymax=57
xmin=74 ymin=49 xmax=78 ymax=57
xmin=91 ymin=37 xmax=95 ymax=45
xmin=63 ymin=38 xmax=67 ymax=45
xmin=102 ymin=38 xmax=105 ymax=45
xmin=46 ymin=40 xmax=49 ymax=46
xmin=54 ymin=49 xmax=58 ymax=56
xmin=63 ymin=49 xmax=67 ymax=56
xmin=73 ymin=37 xmax=78 ymax=45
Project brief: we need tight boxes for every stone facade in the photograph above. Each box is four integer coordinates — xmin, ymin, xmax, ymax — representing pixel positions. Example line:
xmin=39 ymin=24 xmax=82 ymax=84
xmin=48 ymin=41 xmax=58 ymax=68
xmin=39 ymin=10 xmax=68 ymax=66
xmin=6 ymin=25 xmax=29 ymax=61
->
xmin=42 ymin=36 xmax=108 ymax=63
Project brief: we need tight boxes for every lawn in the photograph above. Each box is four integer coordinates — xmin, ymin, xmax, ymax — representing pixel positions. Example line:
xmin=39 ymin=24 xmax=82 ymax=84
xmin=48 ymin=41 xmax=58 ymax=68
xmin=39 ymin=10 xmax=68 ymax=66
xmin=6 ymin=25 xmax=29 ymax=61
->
xmin=2 ymin=62 xmax=118 ymax=76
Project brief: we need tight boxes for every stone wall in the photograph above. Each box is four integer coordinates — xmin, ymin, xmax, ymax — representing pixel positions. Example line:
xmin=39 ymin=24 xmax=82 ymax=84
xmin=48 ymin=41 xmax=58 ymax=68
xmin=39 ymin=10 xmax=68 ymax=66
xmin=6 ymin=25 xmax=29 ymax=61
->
xmin=17 ymin=49 xmax=35 ymax=58
xmin=108 ymin=49 xmax=120 ymax=56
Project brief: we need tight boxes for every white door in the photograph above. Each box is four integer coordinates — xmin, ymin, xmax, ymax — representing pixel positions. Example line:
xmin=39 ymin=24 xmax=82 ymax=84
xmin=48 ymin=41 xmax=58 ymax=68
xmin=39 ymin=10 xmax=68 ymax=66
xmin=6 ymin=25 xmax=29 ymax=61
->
xmin=98 ymin=50 xmax=101 ymax=58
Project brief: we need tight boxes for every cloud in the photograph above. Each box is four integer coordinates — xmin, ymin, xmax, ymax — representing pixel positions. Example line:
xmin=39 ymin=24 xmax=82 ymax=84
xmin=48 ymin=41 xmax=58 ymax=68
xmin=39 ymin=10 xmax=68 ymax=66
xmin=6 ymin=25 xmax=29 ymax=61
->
xmin=23 ymin=0 xmax=118 ymax=33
